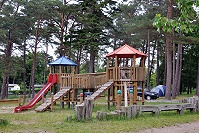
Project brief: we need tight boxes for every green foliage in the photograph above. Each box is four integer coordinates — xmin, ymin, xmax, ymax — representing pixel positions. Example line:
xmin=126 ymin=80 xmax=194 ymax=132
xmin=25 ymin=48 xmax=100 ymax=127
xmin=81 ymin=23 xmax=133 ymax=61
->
xmin=0 ymin=119 xmax=9 ymax=127
xmin=150 ymin=73 xmax=156 ymax=88
xmin=153 ymin=14 xmax=195 ymax=33
xmin=181 ymin=44 xmax=199 ymax=91
xmin=153 ymin=0 xmax=198 ymax=34
xmin=25 ymin=52 xmax=50 ymax=85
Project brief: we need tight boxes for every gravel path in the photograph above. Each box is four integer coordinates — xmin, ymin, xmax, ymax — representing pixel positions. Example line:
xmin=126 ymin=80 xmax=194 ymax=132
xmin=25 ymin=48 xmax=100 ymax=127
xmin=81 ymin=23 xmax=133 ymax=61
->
xmin=136 ymin=121 xmax=199 ymax=133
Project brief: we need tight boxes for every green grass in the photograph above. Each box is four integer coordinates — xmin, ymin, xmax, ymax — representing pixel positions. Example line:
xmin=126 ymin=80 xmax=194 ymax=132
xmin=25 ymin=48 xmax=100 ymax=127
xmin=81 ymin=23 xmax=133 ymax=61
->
xmin=1 ymin=94 xmax=199 ymax=133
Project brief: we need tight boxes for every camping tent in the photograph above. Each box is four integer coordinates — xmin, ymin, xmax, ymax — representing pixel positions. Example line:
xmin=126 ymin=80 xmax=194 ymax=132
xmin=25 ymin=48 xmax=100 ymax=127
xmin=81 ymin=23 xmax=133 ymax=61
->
xmin=151 ymin=85 xmax=166 ymax=97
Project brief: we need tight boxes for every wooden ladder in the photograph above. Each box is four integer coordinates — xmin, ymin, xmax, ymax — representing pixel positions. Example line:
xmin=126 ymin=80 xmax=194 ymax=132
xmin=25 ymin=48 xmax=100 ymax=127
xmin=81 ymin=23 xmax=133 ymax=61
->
xmin=90 ymin=81 xmax=113 ymax=100
xmin=35 ymin=87 xmax=71 ymax=112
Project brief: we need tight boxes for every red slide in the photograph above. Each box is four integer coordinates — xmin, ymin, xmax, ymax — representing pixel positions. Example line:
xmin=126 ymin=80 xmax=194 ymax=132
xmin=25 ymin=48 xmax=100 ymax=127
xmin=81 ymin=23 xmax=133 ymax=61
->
xmin=14 ymin=74 xmax=57 ymax=113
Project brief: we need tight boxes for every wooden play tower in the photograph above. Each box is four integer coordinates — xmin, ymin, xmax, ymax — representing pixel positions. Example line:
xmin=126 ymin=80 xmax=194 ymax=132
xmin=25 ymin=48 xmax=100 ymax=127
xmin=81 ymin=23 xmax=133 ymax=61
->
xmin=34 ymin=44 xmax=146 ymax=112
xmin=106 ymin=44 xmax=147 ymax=105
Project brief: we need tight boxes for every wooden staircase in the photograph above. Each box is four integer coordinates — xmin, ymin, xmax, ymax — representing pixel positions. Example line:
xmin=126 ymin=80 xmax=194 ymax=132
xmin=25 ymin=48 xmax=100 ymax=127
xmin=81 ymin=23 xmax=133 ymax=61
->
xmin=35 ymin=87 xmax=71 ymax=112
xmin=90 ymin=81 xmax=113 ymax=100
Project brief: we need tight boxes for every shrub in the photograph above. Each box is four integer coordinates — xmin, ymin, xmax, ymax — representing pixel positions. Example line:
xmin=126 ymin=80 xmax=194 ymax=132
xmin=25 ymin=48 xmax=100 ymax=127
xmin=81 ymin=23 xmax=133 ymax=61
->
xmin=0 ymin=119 xmax=9 ymax=126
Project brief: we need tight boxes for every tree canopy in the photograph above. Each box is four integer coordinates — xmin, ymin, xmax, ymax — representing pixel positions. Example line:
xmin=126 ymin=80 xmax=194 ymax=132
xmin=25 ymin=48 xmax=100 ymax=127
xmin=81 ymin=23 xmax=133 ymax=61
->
xmin=0 ymin=0 xmax=199 ymax=99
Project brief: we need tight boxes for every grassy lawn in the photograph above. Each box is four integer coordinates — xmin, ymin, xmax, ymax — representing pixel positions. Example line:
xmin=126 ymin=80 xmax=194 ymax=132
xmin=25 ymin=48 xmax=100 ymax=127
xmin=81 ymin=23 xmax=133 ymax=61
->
xmin=1 ymin=94 xmax=199 ymax=133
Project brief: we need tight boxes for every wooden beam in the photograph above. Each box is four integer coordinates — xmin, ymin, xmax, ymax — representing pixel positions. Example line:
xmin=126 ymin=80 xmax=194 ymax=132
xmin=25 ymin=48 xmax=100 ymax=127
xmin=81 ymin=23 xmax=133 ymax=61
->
xmin=115 ymin=55 xmax=118 ymax=81
xmin=106 ymin=57 xmax=110 ymax=81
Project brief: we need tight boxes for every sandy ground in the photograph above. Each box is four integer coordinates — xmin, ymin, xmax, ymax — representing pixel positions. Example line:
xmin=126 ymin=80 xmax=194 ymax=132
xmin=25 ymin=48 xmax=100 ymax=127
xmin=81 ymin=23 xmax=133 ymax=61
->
xmin=136 ymin=121 xmax=199 ymax=133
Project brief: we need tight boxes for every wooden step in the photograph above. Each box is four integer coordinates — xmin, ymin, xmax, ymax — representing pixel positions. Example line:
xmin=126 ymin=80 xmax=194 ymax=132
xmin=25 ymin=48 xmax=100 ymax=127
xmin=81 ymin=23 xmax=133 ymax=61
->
xmin=35 ymin=88 xmax=71 ymax=112
xmin=89 ymin=81 xmax=113 ymax=101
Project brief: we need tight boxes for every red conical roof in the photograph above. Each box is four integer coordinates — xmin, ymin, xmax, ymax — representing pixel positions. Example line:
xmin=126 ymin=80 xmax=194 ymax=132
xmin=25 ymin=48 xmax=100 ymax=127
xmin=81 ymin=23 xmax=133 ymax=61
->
xmin=106 ymin=44 xmax=147 ymax=58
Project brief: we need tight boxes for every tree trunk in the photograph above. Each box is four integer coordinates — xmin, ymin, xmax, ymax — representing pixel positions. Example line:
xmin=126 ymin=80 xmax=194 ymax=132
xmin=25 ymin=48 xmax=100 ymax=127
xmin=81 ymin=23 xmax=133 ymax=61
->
xmin=89 ymin=52 xmax=95 ymax=73
xmin=196 ymin=59 xmax=199 ymax=96
xmin=1 ymin=30 xmax=13 ymax=99
xmin=165 ymin=33 xmax=172 ymax=100
xmin=1 ymin=73 xmax=8 ymax=99
xmin=156 ymin=39 xmax=160 ymax=86
xmin=172 ymin=35 xmax=176 ymax=99
xmin=59 ymin=11 xmax=66 ymax=56
xmin=174 ymin=43 xmax=182 ymax=97
xmin=76 ymin=47 xmax=82 ymax=74
xmin=31 ymin=18 xmax=41 ymax=98
xmin=44 ymin=39 xmax=48 ymax=84
xmin=147 ymin=29 xmax=151 ymax=90
xmin=146 ymin=0 xmax=150 ymax=89
xmin=165 ymin=0 xmax=173 ymax=100
xmin=23 ymin=38 xmax=27 ymax=96
xmin=163 ymin=53 xmax=167 ymax=85
xmin=149 ymin=43 xmax=156 ymax=77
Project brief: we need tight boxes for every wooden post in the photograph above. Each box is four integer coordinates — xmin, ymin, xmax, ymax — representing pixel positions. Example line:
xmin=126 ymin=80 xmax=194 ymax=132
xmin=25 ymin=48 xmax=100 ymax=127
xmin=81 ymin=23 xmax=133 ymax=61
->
xmin=133 ymin=82 xmax=137 ymax=104
xmin=129 ymin=89 xmax=133 ymax=105
xmin=76 ymin=104 xmax=85 ymax=121
xmin=115 ymin=55 xmax=118 ymax=80
xmin=85 ymin=98 xmax=94 ymax=120
xmin=124 ymin=82 xmax=128 ymax=107
xmin=106 ymin=57 xmax=110 ymax=81
xmin=96 ymin=111 xmax=107 ymax=120
xmin=42 ymin=92 xmax=44 ymax=103
xmin=80 ymin=93 xmax=84 ymax=104
xmin=112 ymin=86 xmax=115 ymax=106
xmin=22 ymin=94 xmax=26 ymax=105
xmin=141 ymin=81 xmax=145 ymax=105
xmin=116 ymin=90 xmax=121 ymax=110
xmin=49 ymin=66 xmax=52 ymax=74
xmin=108 ymin=89 xmax=111 ymax=110
xmin=76 ymin=98 xmax=94 ymax=121
xmin=18 ymin=93 xmax=21 ymax=106
xmin=71 ymin=90 xmax=75 ymax=109
xmin=51 ymin=92 xmax=54 ymax=111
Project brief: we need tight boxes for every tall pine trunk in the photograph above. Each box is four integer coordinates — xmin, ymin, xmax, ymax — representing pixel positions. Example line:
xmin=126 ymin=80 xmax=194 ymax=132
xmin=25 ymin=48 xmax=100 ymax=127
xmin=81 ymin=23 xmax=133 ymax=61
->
xmin=30 ymin=18 xmax=41 ymax=98
xmin=165 ymin=0 xmax=173 ymax=100
xmin=147 ymin=29 xmax=151 ymax=89
xmin=196 ymin=59 xmax=199 ymax=96
xmin=172 ymin=33 xmax=176 ymax=98
xmin=156 ymin=39 xmax=160 ymax=86
xmin=23 ymin=38 xmax=27 ymax=96
xmin=89 ymin=51 xmax=95 ymax=73
xmin=76 ymin=47 xmax=82 ymax=74
xmin=172 ymin=43 xmax=182 ymax=99
xmin=1 ymin=30 xmax=13 ymax=99
xmin=176 ymin=43 xmax=182 ymax=95
xmin=165 ymin=33 xmax=172 ymax=100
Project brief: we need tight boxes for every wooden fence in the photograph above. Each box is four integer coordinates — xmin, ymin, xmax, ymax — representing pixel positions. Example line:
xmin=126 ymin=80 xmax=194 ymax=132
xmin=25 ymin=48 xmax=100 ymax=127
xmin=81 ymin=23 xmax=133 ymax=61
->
xmin=96 ymin=96 xmax=199 ymax=120
xmin=59 ymin=72 xmax=107 ymax=89
xmin=106 ymin=67 xmax=146 ymax=82
xmin=76 ymin=96 xmax=199 ymax=121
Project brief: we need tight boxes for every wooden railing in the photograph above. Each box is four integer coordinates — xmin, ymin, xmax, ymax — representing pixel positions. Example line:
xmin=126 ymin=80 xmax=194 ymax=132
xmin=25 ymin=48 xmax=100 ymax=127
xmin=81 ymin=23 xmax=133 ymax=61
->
xmin=107 ymin=67 xmax=146 ymax=82
xmin=58 ymin=72 xmax=107 ymax=89
xmin=55 ymin=66 xmax=145 ymax=89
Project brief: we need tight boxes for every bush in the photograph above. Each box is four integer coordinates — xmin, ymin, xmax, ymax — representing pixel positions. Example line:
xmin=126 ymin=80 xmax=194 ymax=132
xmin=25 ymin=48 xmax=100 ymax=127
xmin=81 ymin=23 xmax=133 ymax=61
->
xmin=0 ymin=119 xmax=9 ymax=126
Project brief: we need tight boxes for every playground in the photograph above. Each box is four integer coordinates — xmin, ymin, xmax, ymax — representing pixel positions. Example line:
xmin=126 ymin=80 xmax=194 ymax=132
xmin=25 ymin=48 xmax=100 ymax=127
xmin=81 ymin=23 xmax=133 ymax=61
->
xmin=1 ymin=44 xmax=199 ymax=132
xmin=13 ymin=44 xmax=147 ymax=113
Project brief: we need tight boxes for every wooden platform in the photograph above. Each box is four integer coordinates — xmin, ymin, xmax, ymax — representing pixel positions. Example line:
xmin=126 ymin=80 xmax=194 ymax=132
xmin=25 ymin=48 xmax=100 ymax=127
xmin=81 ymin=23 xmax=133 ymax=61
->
xmin=90 ymin=81 xmax=113 ymax=100
xmin=35 ymin=88 xmax=71 ymax=112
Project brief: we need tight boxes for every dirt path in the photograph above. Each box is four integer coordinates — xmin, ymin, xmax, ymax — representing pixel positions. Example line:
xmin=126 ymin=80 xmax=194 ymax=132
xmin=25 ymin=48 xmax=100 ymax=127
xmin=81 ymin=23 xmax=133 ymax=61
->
xmin=136 ymin=121 xmax=199 ymax=133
